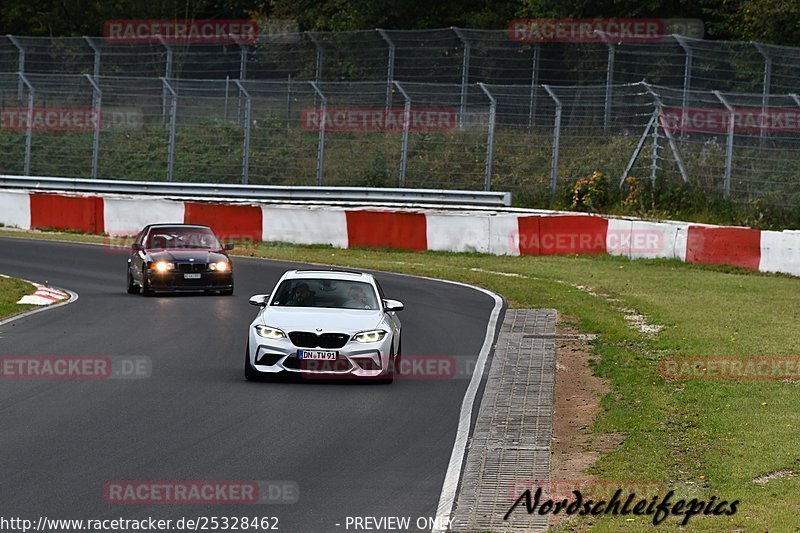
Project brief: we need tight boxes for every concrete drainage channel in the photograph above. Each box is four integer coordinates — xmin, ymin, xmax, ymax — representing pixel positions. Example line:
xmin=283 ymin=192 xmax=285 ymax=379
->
xmin=451 ymin=309 xmax=557 ymax=532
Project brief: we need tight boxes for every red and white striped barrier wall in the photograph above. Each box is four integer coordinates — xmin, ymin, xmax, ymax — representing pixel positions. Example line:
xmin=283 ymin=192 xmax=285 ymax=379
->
xmin=1 ymin=189 xmax=798 ymax=278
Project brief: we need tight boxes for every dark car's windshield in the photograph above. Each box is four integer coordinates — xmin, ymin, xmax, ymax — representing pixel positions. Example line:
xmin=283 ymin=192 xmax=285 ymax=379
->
xmin=270 ymin=279 xmax=379 ymax=310
xmin=145 ymin=227 xmax=221 ymax=250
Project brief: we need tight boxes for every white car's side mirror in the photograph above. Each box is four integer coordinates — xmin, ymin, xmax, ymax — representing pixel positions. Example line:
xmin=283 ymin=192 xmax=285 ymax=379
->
xmin=383 ymin=299 xmax=404 ymax=312
xmin=249 ymin=294 xmax=269 ymax=307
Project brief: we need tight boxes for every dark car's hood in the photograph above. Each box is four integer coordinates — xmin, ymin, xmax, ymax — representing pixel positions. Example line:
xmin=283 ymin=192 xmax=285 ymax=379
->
xmin=146 ymin=249 xmax=229 ymax=263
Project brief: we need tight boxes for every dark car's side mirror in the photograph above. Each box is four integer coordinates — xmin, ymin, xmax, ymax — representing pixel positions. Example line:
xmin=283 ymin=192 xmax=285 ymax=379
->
xmin=131 ymin=243 xmax=143 ymax=251
xmin=249 ymin=294 xmax=269 ymax=307
xmin=224 ymin=243 xmax=235 ymax=251
xmin=383 ymin=299 xmax=404 ymax=312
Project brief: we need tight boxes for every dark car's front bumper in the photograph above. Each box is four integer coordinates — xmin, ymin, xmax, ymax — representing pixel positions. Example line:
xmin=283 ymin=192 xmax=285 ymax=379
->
xmin=147 ymin=270 xmax=233 ymax=292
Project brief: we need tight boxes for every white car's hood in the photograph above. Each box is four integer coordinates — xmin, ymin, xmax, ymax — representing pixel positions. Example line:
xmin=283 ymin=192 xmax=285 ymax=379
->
xmin=259 ymin=307 xmax=384 ymax=333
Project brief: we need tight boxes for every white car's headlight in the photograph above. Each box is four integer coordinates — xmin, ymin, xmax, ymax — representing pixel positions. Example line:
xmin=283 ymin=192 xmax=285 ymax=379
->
xmin=255 ymin=325 xmax=286 ymax=339
xmin=152 ymin=261 xmax=174 ymax=272
xmin=353 ymin=330 xmax=388 ymax=343
xmin=209 ymin=261 xmax=229 ymax=271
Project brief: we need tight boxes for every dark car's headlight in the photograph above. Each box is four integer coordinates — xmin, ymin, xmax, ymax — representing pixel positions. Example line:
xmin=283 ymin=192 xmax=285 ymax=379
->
xmin=255 ymin=325 xmax=286 ymax=340
xmin=353 ymin=330 xmax=388 ymax=343
xmin=151 ymin=261 xmax=174 ymax=272
xmin=209 ymin=261 xmax=230 ymax=271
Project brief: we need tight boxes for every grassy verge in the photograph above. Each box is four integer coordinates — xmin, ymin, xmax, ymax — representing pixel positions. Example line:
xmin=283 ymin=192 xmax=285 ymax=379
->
xmin=0 ymin=275 xmax=36 ymax=321
xmin=1 ymin=228 xmax=799 ymax=530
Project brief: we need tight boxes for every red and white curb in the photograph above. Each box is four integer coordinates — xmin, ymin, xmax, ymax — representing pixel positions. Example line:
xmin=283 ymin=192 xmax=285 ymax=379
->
xmin=18 ymin=282 xmax=70 ymax=306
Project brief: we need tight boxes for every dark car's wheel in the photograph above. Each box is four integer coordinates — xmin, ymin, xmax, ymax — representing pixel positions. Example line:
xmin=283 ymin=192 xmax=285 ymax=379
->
xmin=141 ymin=268 xmax=154 ymax=297
xmin=126 ymin=268 xmax=140 ymax=294
xmin=244 ymin=341 xmax=260 ymax=381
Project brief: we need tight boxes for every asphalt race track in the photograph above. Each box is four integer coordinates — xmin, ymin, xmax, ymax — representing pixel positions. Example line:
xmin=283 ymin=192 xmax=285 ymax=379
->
xmin=0 ymin=237 xmax=499 ymax=532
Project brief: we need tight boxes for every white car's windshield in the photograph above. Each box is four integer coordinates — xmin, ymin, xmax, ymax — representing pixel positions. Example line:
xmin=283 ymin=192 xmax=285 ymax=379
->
xmin=271 ymin=279 xmax=379 ymax=309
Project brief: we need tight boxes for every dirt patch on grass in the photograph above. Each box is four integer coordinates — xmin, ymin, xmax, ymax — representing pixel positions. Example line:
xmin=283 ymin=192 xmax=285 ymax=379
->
xmin=550 ymin=317 xmax=621 ymax=529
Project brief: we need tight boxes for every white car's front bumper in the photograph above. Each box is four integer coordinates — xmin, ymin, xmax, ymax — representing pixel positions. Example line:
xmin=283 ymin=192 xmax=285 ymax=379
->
xmin=247 ymin=328 xmax=393 ymax=378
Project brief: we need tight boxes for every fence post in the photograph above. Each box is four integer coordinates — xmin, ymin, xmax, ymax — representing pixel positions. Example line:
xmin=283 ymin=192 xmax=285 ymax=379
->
xmin=641 ymin=82 xmax=690 ymax=184
xmin=158 ymin=36 xmax=173 ymax=123
xmin=234 ymin=80 xmax=251 ymax=185
xmin=478 ymin=83 xmax=496 ymax=191
xmin=377 ymin=29 xmax=395 ymax=112
xmin=161 ymin=77 xmax=178 ymax=182
xmin=753 ymin=41 xmax=772 ymax=139
xmin=527 ymin=43 xmax=540 ymax=131
xmin=83 ymin=36 xmax=101 ymax=79
xmin=306 ymin=32 xmax=323 ymax=84
xmin=309 ymin=81 xmax=327 ymax=185
xmin=224 ymin=76 xmax=230 ymax=121
xmin=452 ymin=27 xmax=470 ymax=128
xmin=674 ymin=35 xmax=693 ymax=112
xmin=650 ymin=112 xmax=660 ymax=187
xmin=18 ymin=73 xmax=34 ymax=176
xmin=713 ymin=90 xmax=734 ymax=199
xmin=544 ymin=84 xmax=562 ymax=202
xmin=604 ymin=42 xmax=615 ymax=129
xmin=84 ymin=74 xmax=102 ymax=179
xmin=394 ymin=81 xmax=411 ymax=187
xmin=7 ymin=35 xmax=24 ymax=101
xmin=239 ymin=42 xmax=248 ymax=80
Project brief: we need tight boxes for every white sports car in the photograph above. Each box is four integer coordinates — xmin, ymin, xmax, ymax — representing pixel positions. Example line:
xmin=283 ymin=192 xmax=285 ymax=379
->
xmin=245 ymin=269 xmax=403 ymax=383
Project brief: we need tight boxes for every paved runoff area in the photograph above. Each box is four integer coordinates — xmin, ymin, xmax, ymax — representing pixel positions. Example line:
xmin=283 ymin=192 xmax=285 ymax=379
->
xmin=451 ymin=309 xmax=557 ymax=533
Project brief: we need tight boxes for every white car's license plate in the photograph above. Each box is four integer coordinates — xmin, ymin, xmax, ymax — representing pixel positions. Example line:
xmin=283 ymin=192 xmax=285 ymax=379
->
xmin=298 ymin=350 xmax=337 ymax=360
xmin=183 ymin=273 xmax=201 ymax=279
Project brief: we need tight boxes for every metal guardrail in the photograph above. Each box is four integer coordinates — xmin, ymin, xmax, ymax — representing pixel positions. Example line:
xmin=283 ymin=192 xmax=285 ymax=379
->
xmin=0 ymin=175 xmax=512 ymax=207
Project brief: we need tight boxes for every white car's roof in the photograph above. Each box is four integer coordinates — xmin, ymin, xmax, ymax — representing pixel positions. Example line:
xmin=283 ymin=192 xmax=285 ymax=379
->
xmin=282 ymin=269 xmax=373 ymax=283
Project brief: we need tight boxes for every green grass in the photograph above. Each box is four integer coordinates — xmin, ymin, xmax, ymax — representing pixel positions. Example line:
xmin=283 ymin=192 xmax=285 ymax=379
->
xmin=0 ymin=275 xmax=36 ymax=321
xmin=1 ymin=228 xmax=799 ymax=530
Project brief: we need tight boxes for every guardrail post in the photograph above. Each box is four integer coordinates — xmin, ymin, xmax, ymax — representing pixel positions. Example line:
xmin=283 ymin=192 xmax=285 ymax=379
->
xmin=158 ymin=36 xmax=173 ymax=123
xmin=310 ymin=82 xmax=327 ymax=185
xmin=544 ymin=84 xmax=561 ymax=202
xmin=18 ymin=73 xmax=34 ymax=176
xmin=527 ymin=43 xmax=540 ymax=131
xmin=753 ymin=42 xmax=772 ymax=140
xmin=377 ymin=29 xmax=395 ymax=112
xmin=478 ymin=83 xmax=496 ymax=191
xmin=452 ymin=27 xmax=470 ymax=128
xmin=83 ymin=36 xmax=101 ymax=79
xmin=7 ymin=35 xmax=24 ymax=101
xmin=791 ymin=93 xmax=800 ymax=108
xmin=161 ymin=77 xmax=178 ymax=182
xmin=714 ymin=90 xmax=734 ymax=199
xmin=234 ymin=80 xmax=251 ymax=184
xmin=394 ymin=81 xmax=411 ymax=187
xmin=84 ymin=74 xmax=102 ymax=179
